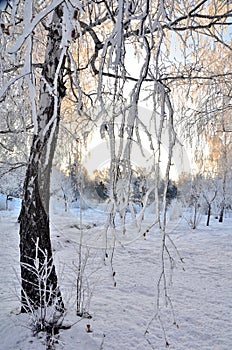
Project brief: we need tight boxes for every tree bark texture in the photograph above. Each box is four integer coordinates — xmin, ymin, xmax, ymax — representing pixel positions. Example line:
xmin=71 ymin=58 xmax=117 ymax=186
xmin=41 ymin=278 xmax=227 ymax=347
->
xmin=19 ymin=5 xmax=66 ymax=312
xmin=206 ymin=204 xmax=211 ymax=227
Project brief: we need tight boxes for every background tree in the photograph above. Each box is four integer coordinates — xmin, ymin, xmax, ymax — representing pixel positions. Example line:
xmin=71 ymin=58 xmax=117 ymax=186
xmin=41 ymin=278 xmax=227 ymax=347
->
xmin=174 ymin=18 xmax=232 ymax=222
xmin=201 ymin=175 xmax=218 ymax=226
xmin=178 ymin=173 xmax=203 ymax=229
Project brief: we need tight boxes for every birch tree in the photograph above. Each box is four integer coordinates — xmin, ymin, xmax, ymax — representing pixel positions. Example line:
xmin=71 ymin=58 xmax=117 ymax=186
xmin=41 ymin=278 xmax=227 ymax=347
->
xmin=0 ymin=0 xmax=231 ymax=314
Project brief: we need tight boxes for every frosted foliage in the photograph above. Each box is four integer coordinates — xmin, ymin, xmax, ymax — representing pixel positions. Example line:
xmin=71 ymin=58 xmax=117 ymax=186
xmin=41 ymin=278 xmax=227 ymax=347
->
xmin=0 ymin=0 xmax=230 ymax=233
xmin=115 ymin=178 xmax=129 ymax=211
xmin=1 ymin=2 xmax=228 ymax=256
xmin=0 ymin=170 xmax=24 ymax=197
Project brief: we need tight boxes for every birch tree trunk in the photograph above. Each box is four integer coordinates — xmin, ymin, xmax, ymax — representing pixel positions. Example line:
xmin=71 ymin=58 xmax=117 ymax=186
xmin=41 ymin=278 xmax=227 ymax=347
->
xmin=18 ymin=5 xmax=66 ymax=312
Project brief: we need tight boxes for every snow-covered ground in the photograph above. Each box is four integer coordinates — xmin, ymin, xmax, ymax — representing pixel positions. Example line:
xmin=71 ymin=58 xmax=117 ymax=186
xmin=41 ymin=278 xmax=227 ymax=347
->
xmin=0 ymin=199 xmax=231 ymax=349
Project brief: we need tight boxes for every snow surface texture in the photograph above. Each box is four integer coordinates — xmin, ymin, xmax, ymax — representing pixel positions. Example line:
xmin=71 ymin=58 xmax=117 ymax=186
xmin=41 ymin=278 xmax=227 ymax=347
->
xmin=0 ymin=201 xmax=232 ymax=349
